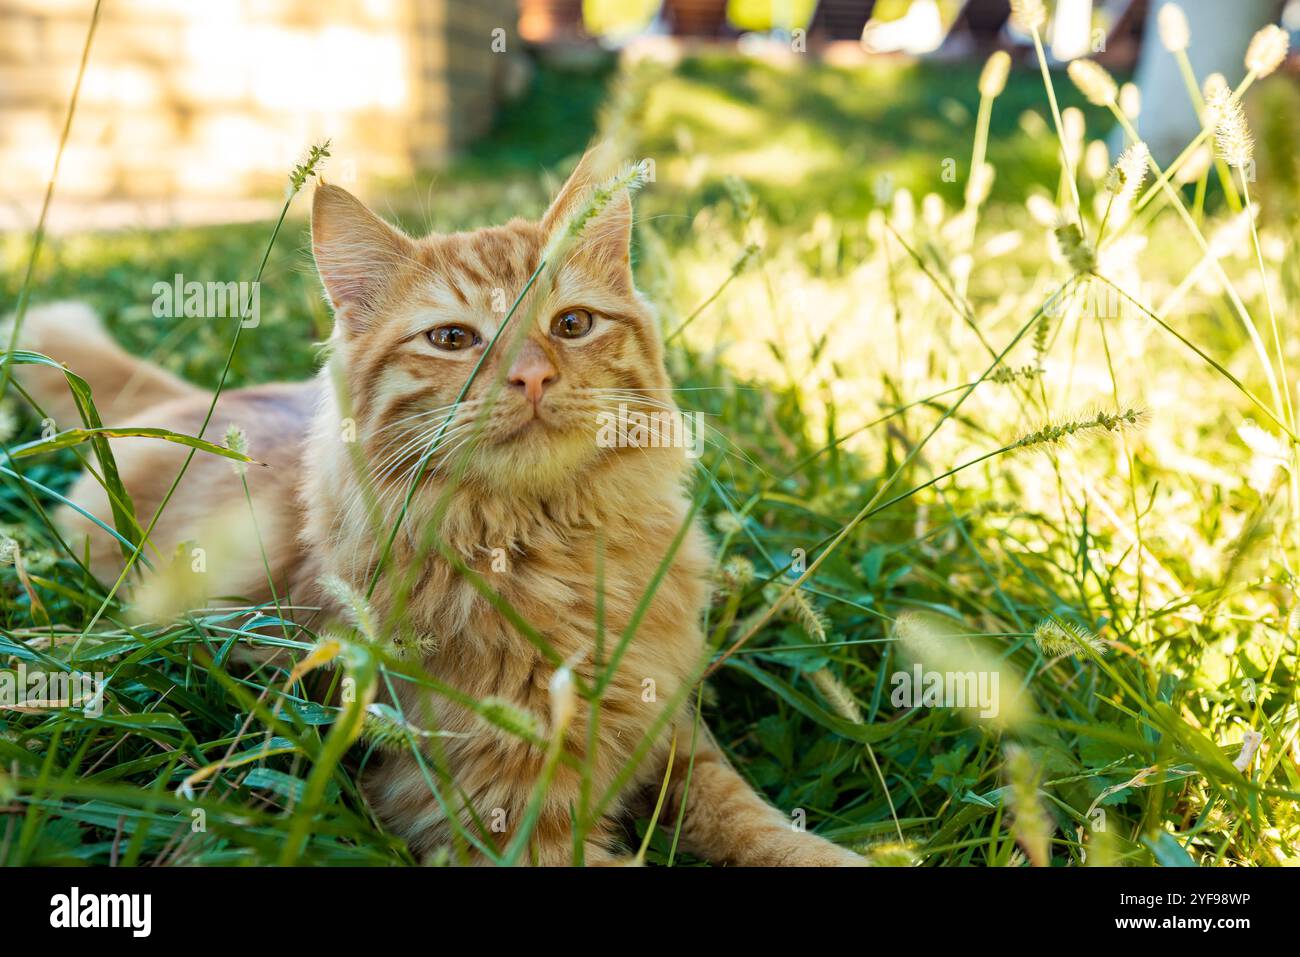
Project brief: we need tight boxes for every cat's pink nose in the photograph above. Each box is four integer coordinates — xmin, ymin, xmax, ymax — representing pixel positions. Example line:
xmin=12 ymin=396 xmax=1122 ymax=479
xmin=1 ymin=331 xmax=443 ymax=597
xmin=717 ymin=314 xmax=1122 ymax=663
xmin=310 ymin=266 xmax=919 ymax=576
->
xmin=507 ymin=348 xmax=558 ymax=406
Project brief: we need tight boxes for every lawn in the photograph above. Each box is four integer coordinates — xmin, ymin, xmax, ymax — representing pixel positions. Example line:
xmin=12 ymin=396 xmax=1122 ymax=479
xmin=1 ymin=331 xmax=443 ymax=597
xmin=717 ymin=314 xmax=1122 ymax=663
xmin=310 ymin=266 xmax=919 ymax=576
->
xmin=3 ymin=44 xmax=1300 ymax=866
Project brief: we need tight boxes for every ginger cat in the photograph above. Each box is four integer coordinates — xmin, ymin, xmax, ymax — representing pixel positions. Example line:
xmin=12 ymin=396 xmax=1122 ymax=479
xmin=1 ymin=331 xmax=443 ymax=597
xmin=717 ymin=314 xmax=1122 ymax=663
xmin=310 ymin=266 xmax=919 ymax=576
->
xmin=15 ymin=152 xmax=864 ymax=866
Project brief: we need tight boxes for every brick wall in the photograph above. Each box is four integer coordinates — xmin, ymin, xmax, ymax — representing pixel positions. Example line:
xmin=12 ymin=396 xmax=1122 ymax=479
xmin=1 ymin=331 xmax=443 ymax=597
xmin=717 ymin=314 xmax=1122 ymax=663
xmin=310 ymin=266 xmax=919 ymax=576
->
xmin=0 ymin=0 xmax=521 ymax=223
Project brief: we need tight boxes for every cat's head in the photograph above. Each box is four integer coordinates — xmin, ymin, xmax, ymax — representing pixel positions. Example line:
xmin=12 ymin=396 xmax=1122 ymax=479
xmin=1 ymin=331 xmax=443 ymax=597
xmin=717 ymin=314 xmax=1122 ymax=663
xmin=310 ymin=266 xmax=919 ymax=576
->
xmin=311 ymin=151 xmax=678 ymax=498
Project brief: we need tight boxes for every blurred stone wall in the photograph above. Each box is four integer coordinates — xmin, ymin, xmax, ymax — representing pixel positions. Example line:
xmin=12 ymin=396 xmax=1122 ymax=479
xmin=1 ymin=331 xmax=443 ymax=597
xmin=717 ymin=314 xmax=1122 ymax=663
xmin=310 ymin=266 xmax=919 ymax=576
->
xmin=0 ymin=0 xmax=521 ymax=225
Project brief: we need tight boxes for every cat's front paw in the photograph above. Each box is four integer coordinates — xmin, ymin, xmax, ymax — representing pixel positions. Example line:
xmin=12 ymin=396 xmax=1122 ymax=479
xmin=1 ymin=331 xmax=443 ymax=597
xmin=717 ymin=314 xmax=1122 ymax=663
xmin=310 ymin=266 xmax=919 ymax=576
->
xmin=757 ymin=831 xmax=869 ymax=867
xmin=788 ymin=841 xmax=869 ymax=867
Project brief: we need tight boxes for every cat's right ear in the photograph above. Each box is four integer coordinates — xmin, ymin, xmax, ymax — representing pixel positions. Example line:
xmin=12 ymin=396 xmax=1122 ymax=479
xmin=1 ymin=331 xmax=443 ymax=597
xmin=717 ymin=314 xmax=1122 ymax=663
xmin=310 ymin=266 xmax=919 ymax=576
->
xmin=311 ymin=184 xmax=416 ymax=330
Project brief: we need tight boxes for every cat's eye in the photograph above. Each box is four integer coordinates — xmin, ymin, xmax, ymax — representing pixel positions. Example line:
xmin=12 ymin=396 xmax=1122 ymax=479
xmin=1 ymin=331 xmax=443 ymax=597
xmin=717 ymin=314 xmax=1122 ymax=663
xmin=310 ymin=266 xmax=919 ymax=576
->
xmin=551 ymin=308 xmax=594 ymax=340
xmin=426 ymin=324 xmax=481 ymax=351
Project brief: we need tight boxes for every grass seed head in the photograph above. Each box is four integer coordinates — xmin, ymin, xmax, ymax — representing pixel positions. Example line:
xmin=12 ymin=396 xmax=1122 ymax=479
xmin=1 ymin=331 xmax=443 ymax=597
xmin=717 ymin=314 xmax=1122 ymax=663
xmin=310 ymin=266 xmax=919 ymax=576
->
xmin=712 ymin=510 xmax=744 ymax=535
xmin=1068 ymin=59 xmax=1118 ymax=106
xmin=809 ymin=668 xmax=863 ymax=723
xmin=865 ymin=840 xmax=919 ymax=867
xmin=1010 ymin=0 xmax=1047 ymax=32
xmin=718 ymin=555 xmax=755 ymax=590
xmin=288 ymin=140 xmax=331 ymax=193
xmin=1105 ymin=142 xmax=1151 ymax=209
xmin=1033 ymin=618 xmax=1107 ymax=658
xmin=1245 ymin=24 xmax=1289 ymax=77
xmin=478 ymin=697 xmax=543 ymax=742
xmin=979 ymin=50 xmax=1011 ymax=98
xmin=320 ymin=574 xmax=380 ymax=645
xmin=1084 ymin=139 xmax=1110 ymax=180
xmin=1004 ymin=743 xmax=1051 ymax=866
xmin=1014 ymin=407 xmax=1146 ymax=452
xmin=1119 ymin=82 xmax=1141 ymax=119
xmin=562 ymin=160 xmax=650 ymax=244
xmin=1202 ymin=71 xmax=1229 ymax=101
xmin=1032 ymin=310 xmax=1053 ymax=365
xmin=1025 ymin=193 xmax=1058 ymax=226
xmin=992 ymin=363 xmax=1045 ymax=385
xmin=361 ymin=704 xmax=427 ymax=751
xmin=776 ymin=585 xmax=828 ymax=643
xmin=1157 ymin=3 xmax=1190 ymax=53
xmin=1052 ymin=219 xmax=1096 ymax=273
xmin=541 ymin=155 xmax=651 ymax=269
xmin=223 ymin=422 xmax=249 ymax=476
xmin=1208 ymin=89 xmax=1254 ymax=168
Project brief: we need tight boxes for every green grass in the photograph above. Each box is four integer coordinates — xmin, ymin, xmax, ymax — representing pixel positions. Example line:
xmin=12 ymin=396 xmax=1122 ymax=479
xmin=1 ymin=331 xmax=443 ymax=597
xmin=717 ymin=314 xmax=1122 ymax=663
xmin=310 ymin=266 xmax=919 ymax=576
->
xmin=3 ymin=46 xmax=1300 ymax=866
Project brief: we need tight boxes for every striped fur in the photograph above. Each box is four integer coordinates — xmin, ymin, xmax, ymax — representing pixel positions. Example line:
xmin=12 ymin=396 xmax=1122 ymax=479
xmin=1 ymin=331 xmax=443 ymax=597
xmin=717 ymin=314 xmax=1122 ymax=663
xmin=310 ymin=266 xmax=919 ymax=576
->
xmin=17 ymin=154 xmax=864 ymax=866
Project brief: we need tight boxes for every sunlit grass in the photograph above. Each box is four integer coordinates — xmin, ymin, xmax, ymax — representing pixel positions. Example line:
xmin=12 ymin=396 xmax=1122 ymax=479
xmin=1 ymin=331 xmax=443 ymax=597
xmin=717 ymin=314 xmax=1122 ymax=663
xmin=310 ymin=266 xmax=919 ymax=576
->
xmin=3 ymin=38 xmax=1300 ymax=866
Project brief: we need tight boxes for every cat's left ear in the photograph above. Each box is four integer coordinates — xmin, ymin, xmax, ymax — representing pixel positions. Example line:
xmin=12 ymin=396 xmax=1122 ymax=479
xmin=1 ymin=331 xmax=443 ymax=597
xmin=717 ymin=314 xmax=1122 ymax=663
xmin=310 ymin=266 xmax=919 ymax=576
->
xmin=312 ymin=183 xmax=417 ymax=332
xmin=541 ymin=148 xmax=634 ymax=288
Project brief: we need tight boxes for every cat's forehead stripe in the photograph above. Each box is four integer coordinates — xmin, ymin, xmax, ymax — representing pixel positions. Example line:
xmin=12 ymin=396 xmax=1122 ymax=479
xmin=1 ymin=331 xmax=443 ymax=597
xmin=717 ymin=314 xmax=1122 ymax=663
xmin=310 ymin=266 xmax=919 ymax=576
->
xmin=417 ymin=279 xmax=473 ymax=312
xmin=415 ymin=225 xmax=547 ymax=314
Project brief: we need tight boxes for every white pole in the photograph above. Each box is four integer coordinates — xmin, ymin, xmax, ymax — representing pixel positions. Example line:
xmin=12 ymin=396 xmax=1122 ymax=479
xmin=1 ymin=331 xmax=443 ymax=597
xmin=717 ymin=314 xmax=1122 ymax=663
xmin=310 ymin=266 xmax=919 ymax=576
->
xmin=1132 ymin=0 xmax=1283 ymax=164
xmin=1051 ymin=0 xmax=1094 ymax=61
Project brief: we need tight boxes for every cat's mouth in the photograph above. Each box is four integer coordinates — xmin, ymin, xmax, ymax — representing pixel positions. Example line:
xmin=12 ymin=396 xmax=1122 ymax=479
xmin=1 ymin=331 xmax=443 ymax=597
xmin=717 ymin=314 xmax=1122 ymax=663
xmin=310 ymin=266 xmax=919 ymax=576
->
xmin=428 ymin=395 xmax=607 ymax=492
xmin=496 ymin=416 xmax=544 ymax=440
xmin=488 ymin=402 xmax=562 ymax=442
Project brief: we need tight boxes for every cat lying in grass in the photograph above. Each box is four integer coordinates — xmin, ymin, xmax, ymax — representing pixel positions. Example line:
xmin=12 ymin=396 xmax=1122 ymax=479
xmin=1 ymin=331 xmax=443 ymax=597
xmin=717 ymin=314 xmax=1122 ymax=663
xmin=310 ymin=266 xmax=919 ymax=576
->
xmin=16 ymin=151 xmax=864 ymax=866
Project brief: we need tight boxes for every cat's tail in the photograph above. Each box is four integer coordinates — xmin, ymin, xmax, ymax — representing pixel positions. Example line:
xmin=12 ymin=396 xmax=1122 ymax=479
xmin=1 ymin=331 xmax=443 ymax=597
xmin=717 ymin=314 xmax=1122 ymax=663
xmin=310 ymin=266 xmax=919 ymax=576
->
xmin=5 ymin=301 xmax=202 ymax=428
